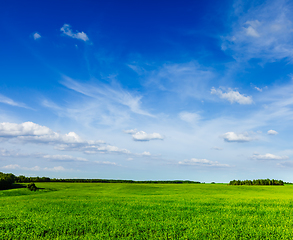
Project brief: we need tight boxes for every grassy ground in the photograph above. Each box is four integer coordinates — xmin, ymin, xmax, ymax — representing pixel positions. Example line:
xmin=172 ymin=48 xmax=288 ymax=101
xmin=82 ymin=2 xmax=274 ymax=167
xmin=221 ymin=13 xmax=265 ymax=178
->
xmin=1 ymin=183 xmax=293 ymax=239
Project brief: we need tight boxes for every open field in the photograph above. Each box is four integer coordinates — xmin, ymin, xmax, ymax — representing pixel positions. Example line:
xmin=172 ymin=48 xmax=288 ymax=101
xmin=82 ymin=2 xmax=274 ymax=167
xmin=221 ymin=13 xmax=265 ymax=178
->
xmin=1 ymin=183 xmax=293 ymax=239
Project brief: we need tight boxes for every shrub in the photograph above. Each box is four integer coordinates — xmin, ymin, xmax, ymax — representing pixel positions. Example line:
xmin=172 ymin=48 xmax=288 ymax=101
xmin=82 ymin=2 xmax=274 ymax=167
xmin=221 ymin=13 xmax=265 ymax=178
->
xmin=27 ymin=183 xmax=37 ymax=191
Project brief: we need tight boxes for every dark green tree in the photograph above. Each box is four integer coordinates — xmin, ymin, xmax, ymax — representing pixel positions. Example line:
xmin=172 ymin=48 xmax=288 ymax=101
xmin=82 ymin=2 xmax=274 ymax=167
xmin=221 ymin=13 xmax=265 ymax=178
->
xmin=27 ymin=183 xmax=37 ymax=191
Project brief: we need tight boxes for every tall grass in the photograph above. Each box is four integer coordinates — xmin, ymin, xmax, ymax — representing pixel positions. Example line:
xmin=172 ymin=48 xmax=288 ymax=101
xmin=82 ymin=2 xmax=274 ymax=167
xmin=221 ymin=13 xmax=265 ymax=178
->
xmin=1 ymin=183 xmax=293 ymax=239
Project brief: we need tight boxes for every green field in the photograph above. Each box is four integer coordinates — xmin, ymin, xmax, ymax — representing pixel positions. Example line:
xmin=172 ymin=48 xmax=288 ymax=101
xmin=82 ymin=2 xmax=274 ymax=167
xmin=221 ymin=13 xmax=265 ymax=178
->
xmin=1 ymin=183 xmax=293 ymax=239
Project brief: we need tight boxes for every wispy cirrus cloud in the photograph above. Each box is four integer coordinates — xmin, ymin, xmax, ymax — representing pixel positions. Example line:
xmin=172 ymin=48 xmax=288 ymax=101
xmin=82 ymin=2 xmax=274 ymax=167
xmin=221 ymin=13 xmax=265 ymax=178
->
xmin=179 ymin=112 xmax=201 ymax=123
xmin=60 ymin=24 xmax=89 ymax=41
xmin=211 ymin=146 xmax=223 ymax=151
xmin=278 ymin=161 xmax=293 ymax=167
xmin=222 ymin=0 xmax=293 ymax=62
xmin=145 ymin=61 xmax=215 ymax=100
xmin=211 ymin=87 xmax=253 ymax=104
xmin=0 ymin=94 xmax=31 ymax=109
xmin=61 ymin=76 xmax=154 ymax=117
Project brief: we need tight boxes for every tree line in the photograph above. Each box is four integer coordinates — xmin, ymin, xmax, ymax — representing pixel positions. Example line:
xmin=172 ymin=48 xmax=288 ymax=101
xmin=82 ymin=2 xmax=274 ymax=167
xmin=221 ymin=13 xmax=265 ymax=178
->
xmin=15 ymin=176 xmax=201 ymax=184
xmin=0 ymin=172 xmax=15 ymax=190
xmin=0 ymin=172 xmax=201 ymax=187
xmin=2 ymin=172 xmax=288 ymax=189
xmin=229 ymin=179 xmax=284 ymax=185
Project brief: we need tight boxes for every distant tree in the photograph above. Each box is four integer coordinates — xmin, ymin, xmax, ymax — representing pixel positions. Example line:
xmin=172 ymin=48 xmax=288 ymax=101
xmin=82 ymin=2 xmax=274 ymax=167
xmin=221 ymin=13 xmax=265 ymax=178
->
xmin=27 ymin=183 xmax=37 ymax=191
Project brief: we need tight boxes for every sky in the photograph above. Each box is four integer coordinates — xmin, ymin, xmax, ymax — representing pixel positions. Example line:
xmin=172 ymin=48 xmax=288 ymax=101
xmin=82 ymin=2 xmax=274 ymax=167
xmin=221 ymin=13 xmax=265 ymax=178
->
xmin=1 ymin=0 xmax=293 ymax=182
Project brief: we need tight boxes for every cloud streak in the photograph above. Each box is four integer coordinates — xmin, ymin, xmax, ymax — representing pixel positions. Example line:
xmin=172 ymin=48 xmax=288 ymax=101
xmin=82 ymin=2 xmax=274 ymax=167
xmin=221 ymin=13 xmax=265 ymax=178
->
xmin=179 ymin=158 xmax=230 ymax=167
xmin=61 ymin=76 xmax=154 ymax=117
xmin=251 ymin=153 xmax=288 ymax=160
xmin=42 ymin=154 xmax=88 ymax=162
xmin=61 ymin=24 xmax=89 ymax=41
xmin=145 ymin=61 xmax=215 ymax=100
xmin=0 ymin=94 xmax=31 ymax=109
xmin=1 ymin=164 xmax=71 ymax=172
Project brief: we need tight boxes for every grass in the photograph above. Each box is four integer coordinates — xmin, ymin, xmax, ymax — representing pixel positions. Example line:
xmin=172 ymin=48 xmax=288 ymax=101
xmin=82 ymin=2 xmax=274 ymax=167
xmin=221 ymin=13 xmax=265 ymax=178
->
xmin=1 ymin=183 xmax=293 ymax=239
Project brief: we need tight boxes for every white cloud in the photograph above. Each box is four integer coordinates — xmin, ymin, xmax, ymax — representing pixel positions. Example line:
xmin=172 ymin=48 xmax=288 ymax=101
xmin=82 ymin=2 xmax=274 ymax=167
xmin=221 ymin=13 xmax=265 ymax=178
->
xmin=251 ymin=153 xmax=288 ymax=160
xmin=179 ymin=158 xmax=230 ymax=167
xmin=142 ymin=151 xmax=151 ymax=156
xmin=33 ymin=32 xmax=41 ymax=40
xmin=42 ymin=154 xmax=88 ymax=162
xmin=1 ymin=164 xmax=70 ymax=172
xmin=268 ymin=130 xmax=278 ymax=135
xmin=0 ymin=122 xmax=137 ymax=156
xmin=57 ymin=143 xmax=132 ymax=155
xmin=1 ymin=164 xmax=21 ymax=170
xmin=0 ymin=94 xmax=30 ymax=109
xmin=43 ymin=166 xmax=68 ymax=171
xmin=123 ymin=129 xmax=138 ymax=134
xmin=211 ymin=87 xmax=253 ymax=104
xmin=179 ymin=112 xmax=201 ymax=123
xmin=94 ymin=161 xmax=117 ymax=165
xmin=0 ymin=122 xmax=89 ymax=144
xmin=132 ymin=131 xmax=163 ymax=141
xmin=94 ymin=145 xmax=131 ymax=154
xmin=60 ymin=24 xmax=89 ymax=42
xmin=123 ymin=128 xmax=163 ymax=141
xmin=222 ymin=132 xmax=253 ymax=142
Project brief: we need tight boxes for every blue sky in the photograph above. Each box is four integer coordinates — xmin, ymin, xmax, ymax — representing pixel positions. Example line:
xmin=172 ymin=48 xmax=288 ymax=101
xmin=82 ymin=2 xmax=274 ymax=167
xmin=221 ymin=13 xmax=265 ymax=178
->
xmin=1 ymin=0 xmax=293 ymax=182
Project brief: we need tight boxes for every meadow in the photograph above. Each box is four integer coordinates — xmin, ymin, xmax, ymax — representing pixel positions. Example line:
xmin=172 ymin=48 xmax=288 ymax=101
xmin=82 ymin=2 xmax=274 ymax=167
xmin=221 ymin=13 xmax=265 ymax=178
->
xmin=1 ymin=183 xmax=293 ymax=239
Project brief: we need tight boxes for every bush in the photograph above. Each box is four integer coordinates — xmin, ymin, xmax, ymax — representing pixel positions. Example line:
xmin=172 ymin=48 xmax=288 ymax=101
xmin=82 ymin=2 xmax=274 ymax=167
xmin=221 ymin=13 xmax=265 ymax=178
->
xmin=27 ymin=183 xmax=37 ymax=191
